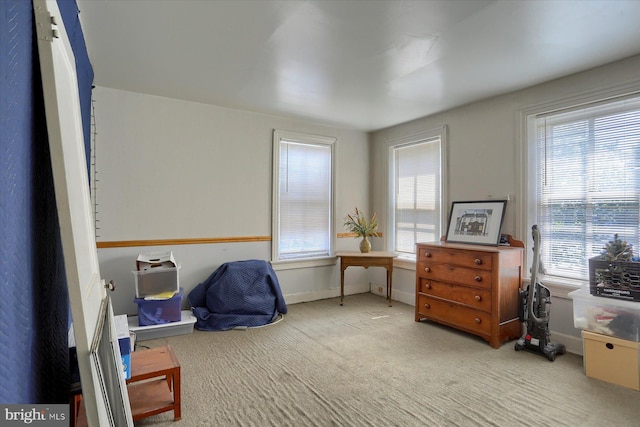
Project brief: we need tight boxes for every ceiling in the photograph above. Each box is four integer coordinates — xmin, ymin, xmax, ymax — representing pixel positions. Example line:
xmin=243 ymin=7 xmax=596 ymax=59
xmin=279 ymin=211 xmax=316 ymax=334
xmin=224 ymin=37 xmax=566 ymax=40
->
xmin=75 ymin=0 xmax=640 ymax=132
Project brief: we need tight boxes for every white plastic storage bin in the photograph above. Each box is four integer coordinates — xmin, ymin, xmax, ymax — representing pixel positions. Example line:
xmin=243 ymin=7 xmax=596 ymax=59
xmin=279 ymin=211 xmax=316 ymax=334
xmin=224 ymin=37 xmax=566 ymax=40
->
xmin=570 ymin=287 xmax=640 ymax=342
xmin=133 ymin=266 xmax=180 ymax=298
xmin=128 ymin=310 xmax=196 ymax=341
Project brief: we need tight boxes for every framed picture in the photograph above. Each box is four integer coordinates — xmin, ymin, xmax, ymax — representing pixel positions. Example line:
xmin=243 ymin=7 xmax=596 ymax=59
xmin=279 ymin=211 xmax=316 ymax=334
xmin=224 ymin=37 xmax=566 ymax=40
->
xmin=445 ymin=200 xmax=507 ymax=246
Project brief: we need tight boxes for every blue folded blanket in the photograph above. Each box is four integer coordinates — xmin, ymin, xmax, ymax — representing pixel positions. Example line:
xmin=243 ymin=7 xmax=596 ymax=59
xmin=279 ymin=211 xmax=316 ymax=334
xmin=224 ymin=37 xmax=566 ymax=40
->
xmin=188 ymin=259 xmax=287 ymax=331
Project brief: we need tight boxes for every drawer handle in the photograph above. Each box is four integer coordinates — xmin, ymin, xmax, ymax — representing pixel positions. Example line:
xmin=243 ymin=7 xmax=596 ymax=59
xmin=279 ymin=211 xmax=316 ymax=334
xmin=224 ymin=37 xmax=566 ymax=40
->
xmin=424 ymin=303 xmax=430 ymax=309
xmin=475 ymin=295 xmax=482 ymax=302
xmin=425 ymin=283 xmax=432 ymax=290
xmin=425 ymin=252 xmax=432 ymax=258
xmin=474 ymin=275 xmax=482 ymax=282
xmin=474 ymin=317 xmax=481 ymax=324
xmin=474 ymin=258 xmax=482 ymax=265
xmin=424 ymin=267 xmax=431 ymax=273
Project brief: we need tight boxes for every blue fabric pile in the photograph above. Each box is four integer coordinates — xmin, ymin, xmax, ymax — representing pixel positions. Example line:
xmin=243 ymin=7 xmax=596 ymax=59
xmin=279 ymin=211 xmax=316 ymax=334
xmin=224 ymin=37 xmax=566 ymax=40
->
xmin=188 ymin=259 xmax=287 ymax=331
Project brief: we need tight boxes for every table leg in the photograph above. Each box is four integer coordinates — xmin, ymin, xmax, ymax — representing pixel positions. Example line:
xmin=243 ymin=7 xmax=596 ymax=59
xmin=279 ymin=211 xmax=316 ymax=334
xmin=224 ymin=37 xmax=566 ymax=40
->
xmin=387 ymin=267 xmax=393 ymax=307
xmin=340 ymin=265 xmax=345 ymax=306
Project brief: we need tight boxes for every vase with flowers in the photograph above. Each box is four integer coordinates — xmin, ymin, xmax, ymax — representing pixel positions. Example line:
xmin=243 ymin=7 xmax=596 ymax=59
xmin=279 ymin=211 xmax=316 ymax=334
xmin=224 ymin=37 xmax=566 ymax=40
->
xmin=344 ymin=207 xmax=379 ymax=253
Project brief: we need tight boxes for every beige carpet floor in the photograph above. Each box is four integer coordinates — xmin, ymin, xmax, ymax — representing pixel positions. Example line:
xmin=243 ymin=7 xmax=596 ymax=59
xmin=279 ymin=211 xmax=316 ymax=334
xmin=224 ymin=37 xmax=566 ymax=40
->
xmin=134 ymin=293 xmax=640 ymax=427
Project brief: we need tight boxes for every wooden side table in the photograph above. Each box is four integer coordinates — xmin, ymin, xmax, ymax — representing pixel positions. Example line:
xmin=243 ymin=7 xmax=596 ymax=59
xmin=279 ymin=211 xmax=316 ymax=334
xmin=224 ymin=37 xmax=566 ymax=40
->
xmin=127 ymin=345 xmax=181 ymax=421
xmin=337 ymin=251 xmax=397 ymax=306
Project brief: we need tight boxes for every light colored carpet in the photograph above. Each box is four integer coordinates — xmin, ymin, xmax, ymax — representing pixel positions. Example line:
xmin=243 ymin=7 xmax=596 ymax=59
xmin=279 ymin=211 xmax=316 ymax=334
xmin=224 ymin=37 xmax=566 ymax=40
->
xmin=134 ymin=293 xmax=640 ymax=427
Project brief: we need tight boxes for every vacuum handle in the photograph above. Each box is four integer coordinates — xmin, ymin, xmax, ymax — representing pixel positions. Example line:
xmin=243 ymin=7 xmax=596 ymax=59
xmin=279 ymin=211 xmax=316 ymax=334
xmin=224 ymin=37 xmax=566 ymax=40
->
xmin=530 ymin=225 xmax=541 ymax=286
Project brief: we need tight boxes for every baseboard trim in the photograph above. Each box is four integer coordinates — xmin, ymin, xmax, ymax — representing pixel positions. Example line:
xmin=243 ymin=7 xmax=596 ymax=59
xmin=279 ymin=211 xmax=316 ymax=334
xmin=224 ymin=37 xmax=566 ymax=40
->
xmin=549 ymin=331 xmax=583 ymax=356
xmin=369 ymin=284 xmax=415 ymax=306
xmin=284 ymin=283 xmax=370 ymax=305
xmin=285 ymin=286 xmax=414 ymax=307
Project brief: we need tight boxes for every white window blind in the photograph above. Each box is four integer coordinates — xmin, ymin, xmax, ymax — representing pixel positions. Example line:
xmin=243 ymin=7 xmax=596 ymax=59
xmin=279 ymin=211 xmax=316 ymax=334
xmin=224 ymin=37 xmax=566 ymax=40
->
xmin=273 ymin=131 xmax=335 ymax=261
xmin=535 ymin=95 xmax=640 ymax=280
xmin=392 ymin=135 xmax=443 ymax=256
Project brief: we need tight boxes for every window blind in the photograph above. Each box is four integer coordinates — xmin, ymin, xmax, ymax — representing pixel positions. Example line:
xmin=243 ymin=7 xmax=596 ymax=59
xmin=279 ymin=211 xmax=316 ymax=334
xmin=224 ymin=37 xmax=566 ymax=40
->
xmin=535 ymin=95 xmax=640 ymax=280
xmin=278 ymin=140 xmax=332 ymax=259
xmin=393 ymin=137 xmax=442 ymax=255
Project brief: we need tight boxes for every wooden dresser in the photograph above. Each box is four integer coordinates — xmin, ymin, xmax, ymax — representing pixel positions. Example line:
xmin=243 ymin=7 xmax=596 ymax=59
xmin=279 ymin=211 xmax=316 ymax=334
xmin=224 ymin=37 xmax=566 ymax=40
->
xmin=415 ymin=239 xmax=524 ymax=348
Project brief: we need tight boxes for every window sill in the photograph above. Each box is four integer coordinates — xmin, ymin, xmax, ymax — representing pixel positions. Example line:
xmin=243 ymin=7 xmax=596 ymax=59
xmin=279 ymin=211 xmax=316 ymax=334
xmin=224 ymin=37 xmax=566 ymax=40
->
xmin=525 ymin=276 xmax=585 ymax=299
xmin=394 ymin=257 xmax=416 ymax=270
xmin=270 ymin=256 xmax=338 ymax=271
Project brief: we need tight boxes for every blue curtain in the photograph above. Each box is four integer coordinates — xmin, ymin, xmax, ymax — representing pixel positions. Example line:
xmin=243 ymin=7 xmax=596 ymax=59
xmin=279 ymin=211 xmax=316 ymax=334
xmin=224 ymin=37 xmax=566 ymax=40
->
xmin=0 ymin=0 xmax=93 ymax=404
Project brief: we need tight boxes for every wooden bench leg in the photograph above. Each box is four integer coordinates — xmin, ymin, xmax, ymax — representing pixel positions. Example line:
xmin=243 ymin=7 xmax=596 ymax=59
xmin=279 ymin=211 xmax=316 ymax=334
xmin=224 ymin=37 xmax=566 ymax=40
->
xmin=174 ymin=367 xmax=181 ymax=420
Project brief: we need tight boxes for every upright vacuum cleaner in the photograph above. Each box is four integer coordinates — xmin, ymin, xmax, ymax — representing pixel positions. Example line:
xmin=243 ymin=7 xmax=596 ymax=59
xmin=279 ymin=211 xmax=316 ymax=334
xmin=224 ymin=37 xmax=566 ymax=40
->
xmin=515 ymin=225 xmax=566 ymax=361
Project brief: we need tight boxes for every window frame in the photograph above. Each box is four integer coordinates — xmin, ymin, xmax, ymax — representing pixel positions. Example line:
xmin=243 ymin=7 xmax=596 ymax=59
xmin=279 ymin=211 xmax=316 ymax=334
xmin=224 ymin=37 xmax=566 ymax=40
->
xmin=385 ymin=126 xmax=448 ymax=265
xmin=518 ymin=84 xmax=640 ymax=294
xmin=271 ymin=129 xmax=337 ymax=270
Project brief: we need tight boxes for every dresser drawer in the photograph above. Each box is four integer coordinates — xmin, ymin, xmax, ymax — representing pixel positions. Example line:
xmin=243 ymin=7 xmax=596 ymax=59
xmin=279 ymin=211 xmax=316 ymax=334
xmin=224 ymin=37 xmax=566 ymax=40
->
xmin=417 ymin=247 xmax=492 ymax=270
xmin=417 ymin=294 xmax=491 ymax=335
xmin=417 ymin=279 xmax=491 ymax=312
xmin=417 ymin=262 xmax=492 ymax=289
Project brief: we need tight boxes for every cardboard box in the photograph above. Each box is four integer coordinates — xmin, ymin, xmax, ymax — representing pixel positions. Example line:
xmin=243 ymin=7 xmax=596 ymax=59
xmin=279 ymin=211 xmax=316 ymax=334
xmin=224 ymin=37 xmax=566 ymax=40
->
xmin=582 ymin=330 xmax=640 ymax=390
xmin=133 ymin=266 xmax=180 ymax=298
xmin=114 ymin=314 xmax=132 ymax=380
xmin=136 ymin=251 xmax=177 ymax=271
xmin=134 ymin=288 xmax=183 ymax=326
xmin=570 ymin=287 xmax=640 ymax=342
xmin=589 ymin=256 xmax=640 ymax=302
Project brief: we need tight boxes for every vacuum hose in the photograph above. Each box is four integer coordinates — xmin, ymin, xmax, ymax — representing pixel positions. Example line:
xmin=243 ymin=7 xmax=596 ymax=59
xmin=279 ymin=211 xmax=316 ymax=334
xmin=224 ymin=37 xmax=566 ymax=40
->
xmin=527 ymin=225 xmax=549 ymax=325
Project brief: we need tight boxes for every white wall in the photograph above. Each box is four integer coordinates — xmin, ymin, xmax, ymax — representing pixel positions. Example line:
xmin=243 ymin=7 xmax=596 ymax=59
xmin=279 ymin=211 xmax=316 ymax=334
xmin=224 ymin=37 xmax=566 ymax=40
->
xmin=370 ymin=54 xmax=640 ymax=351
xmin=93 ymin=87 xmax=377 ymax=315
xmin=95 ymin=55 xmax=640 ymax=353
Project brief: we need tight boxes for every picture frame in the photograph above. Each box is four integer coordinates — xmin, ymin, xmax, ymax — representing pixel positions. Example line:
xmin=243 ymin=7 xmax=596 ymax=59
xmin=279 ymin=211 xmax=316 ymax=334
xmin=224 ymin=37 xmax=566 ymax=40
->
xmin=445 ymin=200 xmax=507 ymax=246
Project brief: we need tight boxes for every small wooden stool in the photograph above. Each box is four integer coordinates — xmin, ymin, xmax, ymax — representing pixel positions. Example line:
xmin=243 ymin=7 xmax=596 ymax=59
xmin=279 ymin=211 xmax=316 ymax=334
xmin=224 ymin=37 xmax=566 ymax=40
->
xmin=72 ymin=345 xmax=181 ymax=425
xmin=127 ymin=345 xmax=181 ymax=421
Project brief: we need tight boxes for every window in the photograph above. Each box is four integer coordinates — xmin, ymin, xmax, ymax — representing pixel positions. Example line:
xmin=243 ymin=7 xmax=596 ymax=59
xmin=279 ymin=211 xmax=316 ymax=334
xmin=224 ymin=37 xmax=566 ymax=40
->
xmin=527 ymin=94 xmax=640 ymax=282
xmin=387 ymin=128 xmax=446 ymax=259
xmin=272 ymin=130 xmax=336 ymax=265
